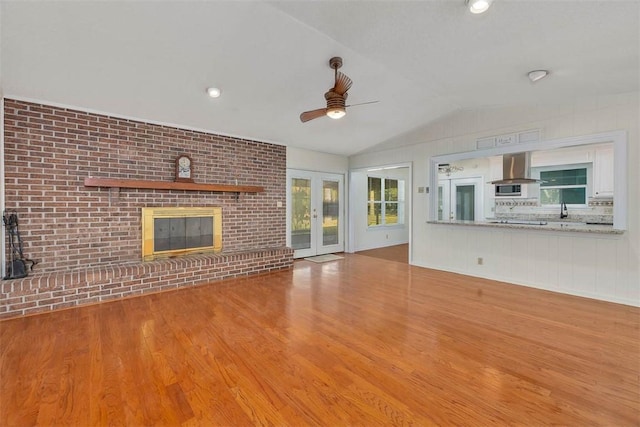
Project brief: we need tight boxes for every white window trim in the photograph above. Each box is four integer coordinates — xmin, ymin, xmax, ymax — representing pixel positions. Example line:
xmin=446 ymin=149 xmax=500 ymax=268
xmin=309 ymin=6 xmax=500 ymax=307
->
xmin=367 ymin=176 xmax=405 ymax=228
xmin=533 ymin=163 xmax=591 ymax=207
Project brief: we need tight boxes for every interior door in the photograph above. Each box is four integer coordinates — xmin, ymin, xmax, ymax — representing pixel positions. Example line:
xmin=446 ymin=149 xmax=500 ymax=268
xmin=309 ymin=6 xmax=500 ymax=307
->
xmin=439 ymin=177 xmax=483 ymax=221
xmin=287 ymin=170 xmax=344 ymax=258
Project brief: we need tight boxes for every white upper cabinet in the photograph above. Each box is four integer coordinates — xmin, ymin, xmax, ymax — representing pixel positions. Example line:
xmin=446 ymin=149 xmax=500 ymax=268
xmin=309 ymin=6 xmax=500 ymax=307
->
xmin=488 ymin=156 xmax=503 ymax=181
xmin=593 ymin=145 xmax=614 ymax=198
xmin=530 ymin=145 xmax=591 ymax=167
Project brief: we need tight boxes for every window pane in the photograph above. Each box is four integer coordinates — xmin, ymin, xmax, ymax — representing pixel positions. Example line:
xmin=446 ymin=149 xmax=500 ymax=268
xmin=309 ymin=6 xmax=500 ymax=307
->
xmin=385 ymin=202 xmax=398 ymax=224
xmin=368 ymin=202 xmax=382 ymax=226
xmin=385 ymin=179 xmax=398 ymax=201
xmin=540 ymin=187 xmax=586 ymax=205
xmin=561 ymin=188 xmax=586 ymax=204
xmin=368 ymin=177 xmax=382 ymax=201
xmin=540 ymin=169 xmax=587 ymax=187
xmin=540 ymin=188 xmax=559 ymax=205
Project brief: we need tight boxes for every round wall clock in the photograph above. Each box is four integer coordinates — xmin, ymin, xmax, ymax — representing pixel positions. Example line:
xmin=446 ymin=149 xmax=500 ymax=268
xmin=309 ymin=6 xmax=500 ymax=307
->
xmin=175 ymin=154 xmax=194 ymax=182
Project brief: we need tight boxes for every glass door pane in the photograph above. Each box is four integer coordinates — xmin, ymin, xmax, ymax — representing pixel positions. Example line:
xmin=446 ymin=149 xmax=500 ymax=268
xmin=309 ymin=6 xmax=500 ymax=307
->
xmin=322 ymin=180 xmax=339 ymax=246
xmin=291 ymin=178 xmax=311 ymax=250
xmin=455 ymin=184 xmax=475 ymax=221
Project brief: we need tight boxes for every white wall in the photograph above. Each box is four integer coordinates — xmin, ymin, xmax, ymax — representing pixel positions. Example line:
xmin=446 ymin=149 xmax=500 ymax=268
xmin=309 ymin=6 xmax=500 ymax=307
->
xmin=350 ymin=166 xmax=410 ymax=252
xmin=287 ymin=146 xmax=348 ymax=173
xmin=350 ymin=92 xmax=640 ymax=307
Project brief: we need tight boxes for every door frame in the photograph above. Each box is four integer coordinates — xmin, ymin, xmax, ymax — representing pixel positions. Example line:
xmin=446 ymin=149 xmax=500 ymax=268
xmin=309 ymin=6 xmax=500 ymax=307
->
xmin=438 ymin=176 xmax=484 ymax=221
xmin=286 ymin=169 xmax=345 ymax=258
xmin=347 ymin=162 xmax=412 ymax=263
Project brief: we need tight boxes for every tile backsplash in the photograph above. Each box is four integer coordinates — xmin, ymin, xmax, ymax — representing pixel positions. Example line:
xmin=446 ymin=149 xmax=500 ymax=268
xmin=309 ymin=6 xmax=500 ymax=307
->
xmin=494 ymin=198 xmax=613 ymax=224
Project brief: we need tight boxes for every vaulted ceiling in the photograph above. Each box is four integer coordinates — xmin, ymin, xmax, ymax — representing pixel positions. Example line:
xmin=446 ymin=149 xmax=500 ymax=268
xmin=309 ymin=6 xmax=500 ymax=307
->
xmin=2 ymin=1 xmax=638 ymax=156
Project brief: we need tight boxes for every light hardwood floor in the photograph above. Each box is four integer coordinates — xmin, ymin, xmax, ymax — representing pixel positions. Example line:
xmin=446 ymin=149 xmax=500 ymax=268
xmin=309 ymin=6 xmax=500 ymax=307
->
xmin=356 ymin=243 xmax=408 ymax=263
xmin=1 ymin=253 xmax=638 ymax=426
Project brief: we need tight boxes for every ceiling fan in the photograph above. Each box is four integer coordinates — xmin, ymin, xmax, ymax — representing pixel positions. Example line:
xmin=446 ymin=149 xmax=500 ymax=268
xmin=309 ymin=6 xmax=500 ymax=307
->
xmin=299 ymin=57 xmax=378 ymax=123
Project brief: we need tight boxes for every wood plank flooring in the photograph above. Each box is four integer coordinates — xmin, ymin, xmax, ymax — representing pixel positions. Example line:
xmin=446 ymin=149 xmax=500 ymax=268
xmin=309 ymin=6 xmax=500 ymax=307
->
xmin=1 ymin=253 xmax=639 ymax=426
xmin=356 ymin=243 xmax=408 ymax=263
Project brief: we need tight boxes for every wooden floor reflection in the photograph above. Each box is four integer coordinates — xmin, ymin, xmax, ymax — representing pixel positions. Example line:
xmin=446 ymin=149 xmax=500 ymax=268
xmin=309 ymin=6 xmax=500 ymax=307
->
xmin=356 ymin=243 xmax=408 ymax=263
xmin=1 ymin=253 xmax=638 ymax=425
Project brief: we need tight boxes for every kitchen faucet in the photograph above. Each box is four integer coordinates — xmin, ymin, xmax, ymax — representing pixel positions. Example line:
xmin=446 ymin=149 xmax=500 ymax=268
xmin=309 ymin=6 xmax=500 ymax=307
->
xmin=560 ymin=201 xmax=568 ymax=219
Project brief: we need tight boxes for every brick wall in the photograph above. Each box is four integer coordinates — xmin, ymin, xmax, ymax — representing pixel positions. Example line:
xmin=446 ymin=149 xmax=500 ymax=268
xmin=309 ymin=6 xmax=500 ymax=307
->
xmin=1 ymin=99 xmax=293 ymax=318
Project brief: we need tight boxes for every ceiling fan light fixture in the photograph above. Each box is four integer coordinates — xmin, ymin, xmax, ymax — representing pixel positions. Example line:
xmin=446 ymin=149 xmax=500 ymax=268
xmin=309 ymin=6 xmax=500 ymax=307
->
xmin=326 ymin=108 xmax=346 ymax=120
xmin=527 ymin=70 xmax=549 ymax=83
xmin=206 ymin=87 xmax=221 ymax=98
xmin=466 ymin=0 xmax=492 ymax=14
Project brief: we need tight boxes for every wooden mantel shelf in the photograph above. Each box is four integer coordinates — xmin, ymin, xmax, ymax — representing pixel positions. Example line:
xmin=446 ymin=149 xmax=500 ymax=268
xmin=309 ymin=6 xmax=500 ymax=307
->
xmin=84 ymin=177 xmax=264 ymax=193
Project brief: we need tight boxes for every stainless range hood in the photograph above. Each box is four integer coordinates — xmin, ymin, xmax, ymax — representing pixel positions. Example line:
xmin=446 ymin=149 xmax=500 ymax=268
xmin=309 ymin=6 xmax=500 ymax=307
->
xmin=490 ymin=152 xmax=540 ymax=184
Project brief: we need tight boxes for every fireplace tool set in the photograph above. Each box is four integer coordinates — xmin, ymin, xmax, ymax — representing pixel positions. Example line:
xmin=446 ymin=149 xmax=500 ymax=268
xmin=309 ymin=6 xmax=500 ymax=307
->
xmin=2 ymin=211 xmax=37 ymax=280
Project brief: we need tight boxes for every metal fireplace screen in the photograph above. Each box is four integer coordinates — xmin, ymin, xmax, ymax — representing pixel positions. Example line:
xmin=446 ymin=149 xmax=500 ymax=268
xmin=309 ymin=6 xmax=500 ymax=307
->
xmin=141 ymin=207 xmax=222 ymax=261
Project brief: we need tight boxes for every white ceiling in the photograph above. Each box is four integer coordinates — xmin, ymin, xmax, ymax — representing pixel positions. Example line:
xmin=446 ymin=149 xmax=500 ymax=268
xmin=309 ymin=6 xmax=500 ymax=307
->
xmin=2 ymin=1 xmax=638 ymax=156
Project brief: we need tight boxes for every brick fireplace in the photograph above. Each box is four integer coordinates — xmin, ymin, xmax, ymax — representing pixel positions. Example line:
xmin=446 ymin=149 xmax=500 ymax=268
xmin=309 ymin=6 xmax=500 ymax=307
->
xmin=1 ymin=99 xmax=293 ymax=318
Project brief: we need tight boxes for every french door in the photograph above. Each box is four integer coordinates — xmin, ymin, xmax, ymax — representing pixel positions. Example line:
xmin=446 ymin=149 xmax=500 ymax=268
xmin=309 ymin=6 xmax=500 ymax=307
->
xmin=438 ymin=177 xmax=483 ymax=221
xmin=287 ymin=170 xmax=344 ymax=258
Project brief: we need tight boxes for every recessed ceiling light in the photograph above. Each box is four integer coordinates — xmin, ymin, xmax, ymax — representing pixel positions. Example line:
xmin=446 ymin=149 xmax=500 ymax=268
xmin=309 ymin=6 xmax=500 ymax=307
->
xmin=466 ymin=0 xmax=493 ymax=14
xmin=206 ymin=87 xmax=221 ymax=98
xmin=528 ymin=70 xmax=549 ymax=83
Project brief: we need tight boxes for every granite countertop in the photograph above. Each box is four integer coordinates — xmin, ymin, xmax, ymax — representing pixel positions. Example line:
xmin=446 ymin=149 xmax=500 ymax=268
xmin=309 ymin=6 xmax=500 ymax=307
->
xmin=428 ymin=219 xmax=624 ymax=234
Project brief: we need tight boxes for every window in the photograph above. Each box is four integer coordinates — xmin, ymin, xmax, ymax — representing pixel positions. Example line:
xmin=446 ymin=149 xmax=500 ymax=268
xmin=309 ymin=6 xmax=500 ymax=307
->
xmin=538 ymin=167 xmax=588 ymax=206
xmin=367 ymin=177 xmax=405 ymax=226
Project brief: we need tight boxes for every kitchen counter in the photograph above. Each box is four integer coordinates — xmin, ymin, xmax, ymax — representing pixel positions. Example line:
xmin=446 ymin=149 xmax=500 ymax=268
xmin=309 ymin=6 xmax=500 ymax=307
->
xmin=428 ymin=219 xmax=624 ymax=234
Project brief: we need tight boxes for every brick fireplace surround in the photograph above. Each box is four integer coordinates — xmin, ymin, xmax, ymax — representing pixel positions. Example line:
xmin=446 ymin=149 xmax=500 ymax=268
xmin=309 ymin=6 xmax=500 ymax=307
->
xmin=1 ymin=99 xmax=293 ymax=319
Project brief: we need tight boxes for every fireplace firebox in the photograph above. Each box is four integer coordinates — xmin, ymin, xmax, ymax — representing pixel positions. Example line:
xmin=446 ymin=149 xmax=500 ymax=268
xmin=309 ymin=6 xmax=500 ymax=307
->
xmin=141 ymin=207 xmax=222 ymax=260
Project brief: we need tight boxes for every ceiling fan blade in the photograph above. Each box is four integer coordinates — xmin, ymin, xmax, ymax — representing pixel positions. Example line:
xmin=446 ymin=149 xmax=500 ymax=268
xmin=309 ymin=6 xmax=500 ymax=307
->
xmin=346 ymin=100 xmax=379 ymax=108
xmin=333 ymin=72 xmax=353 ymax=95
xmin=300 ymin=108 xmax=327 ymax=123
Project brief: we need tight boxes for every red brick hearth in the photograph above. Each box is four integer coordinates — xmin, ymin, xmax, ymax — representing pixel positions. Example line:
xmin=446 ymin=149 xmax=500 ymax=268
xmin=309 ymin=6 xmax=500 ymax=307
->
xmin=1 ymin=99 xmax=293 ymax=318
xmin=1 ymin=249 xmax=292 ymax=318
